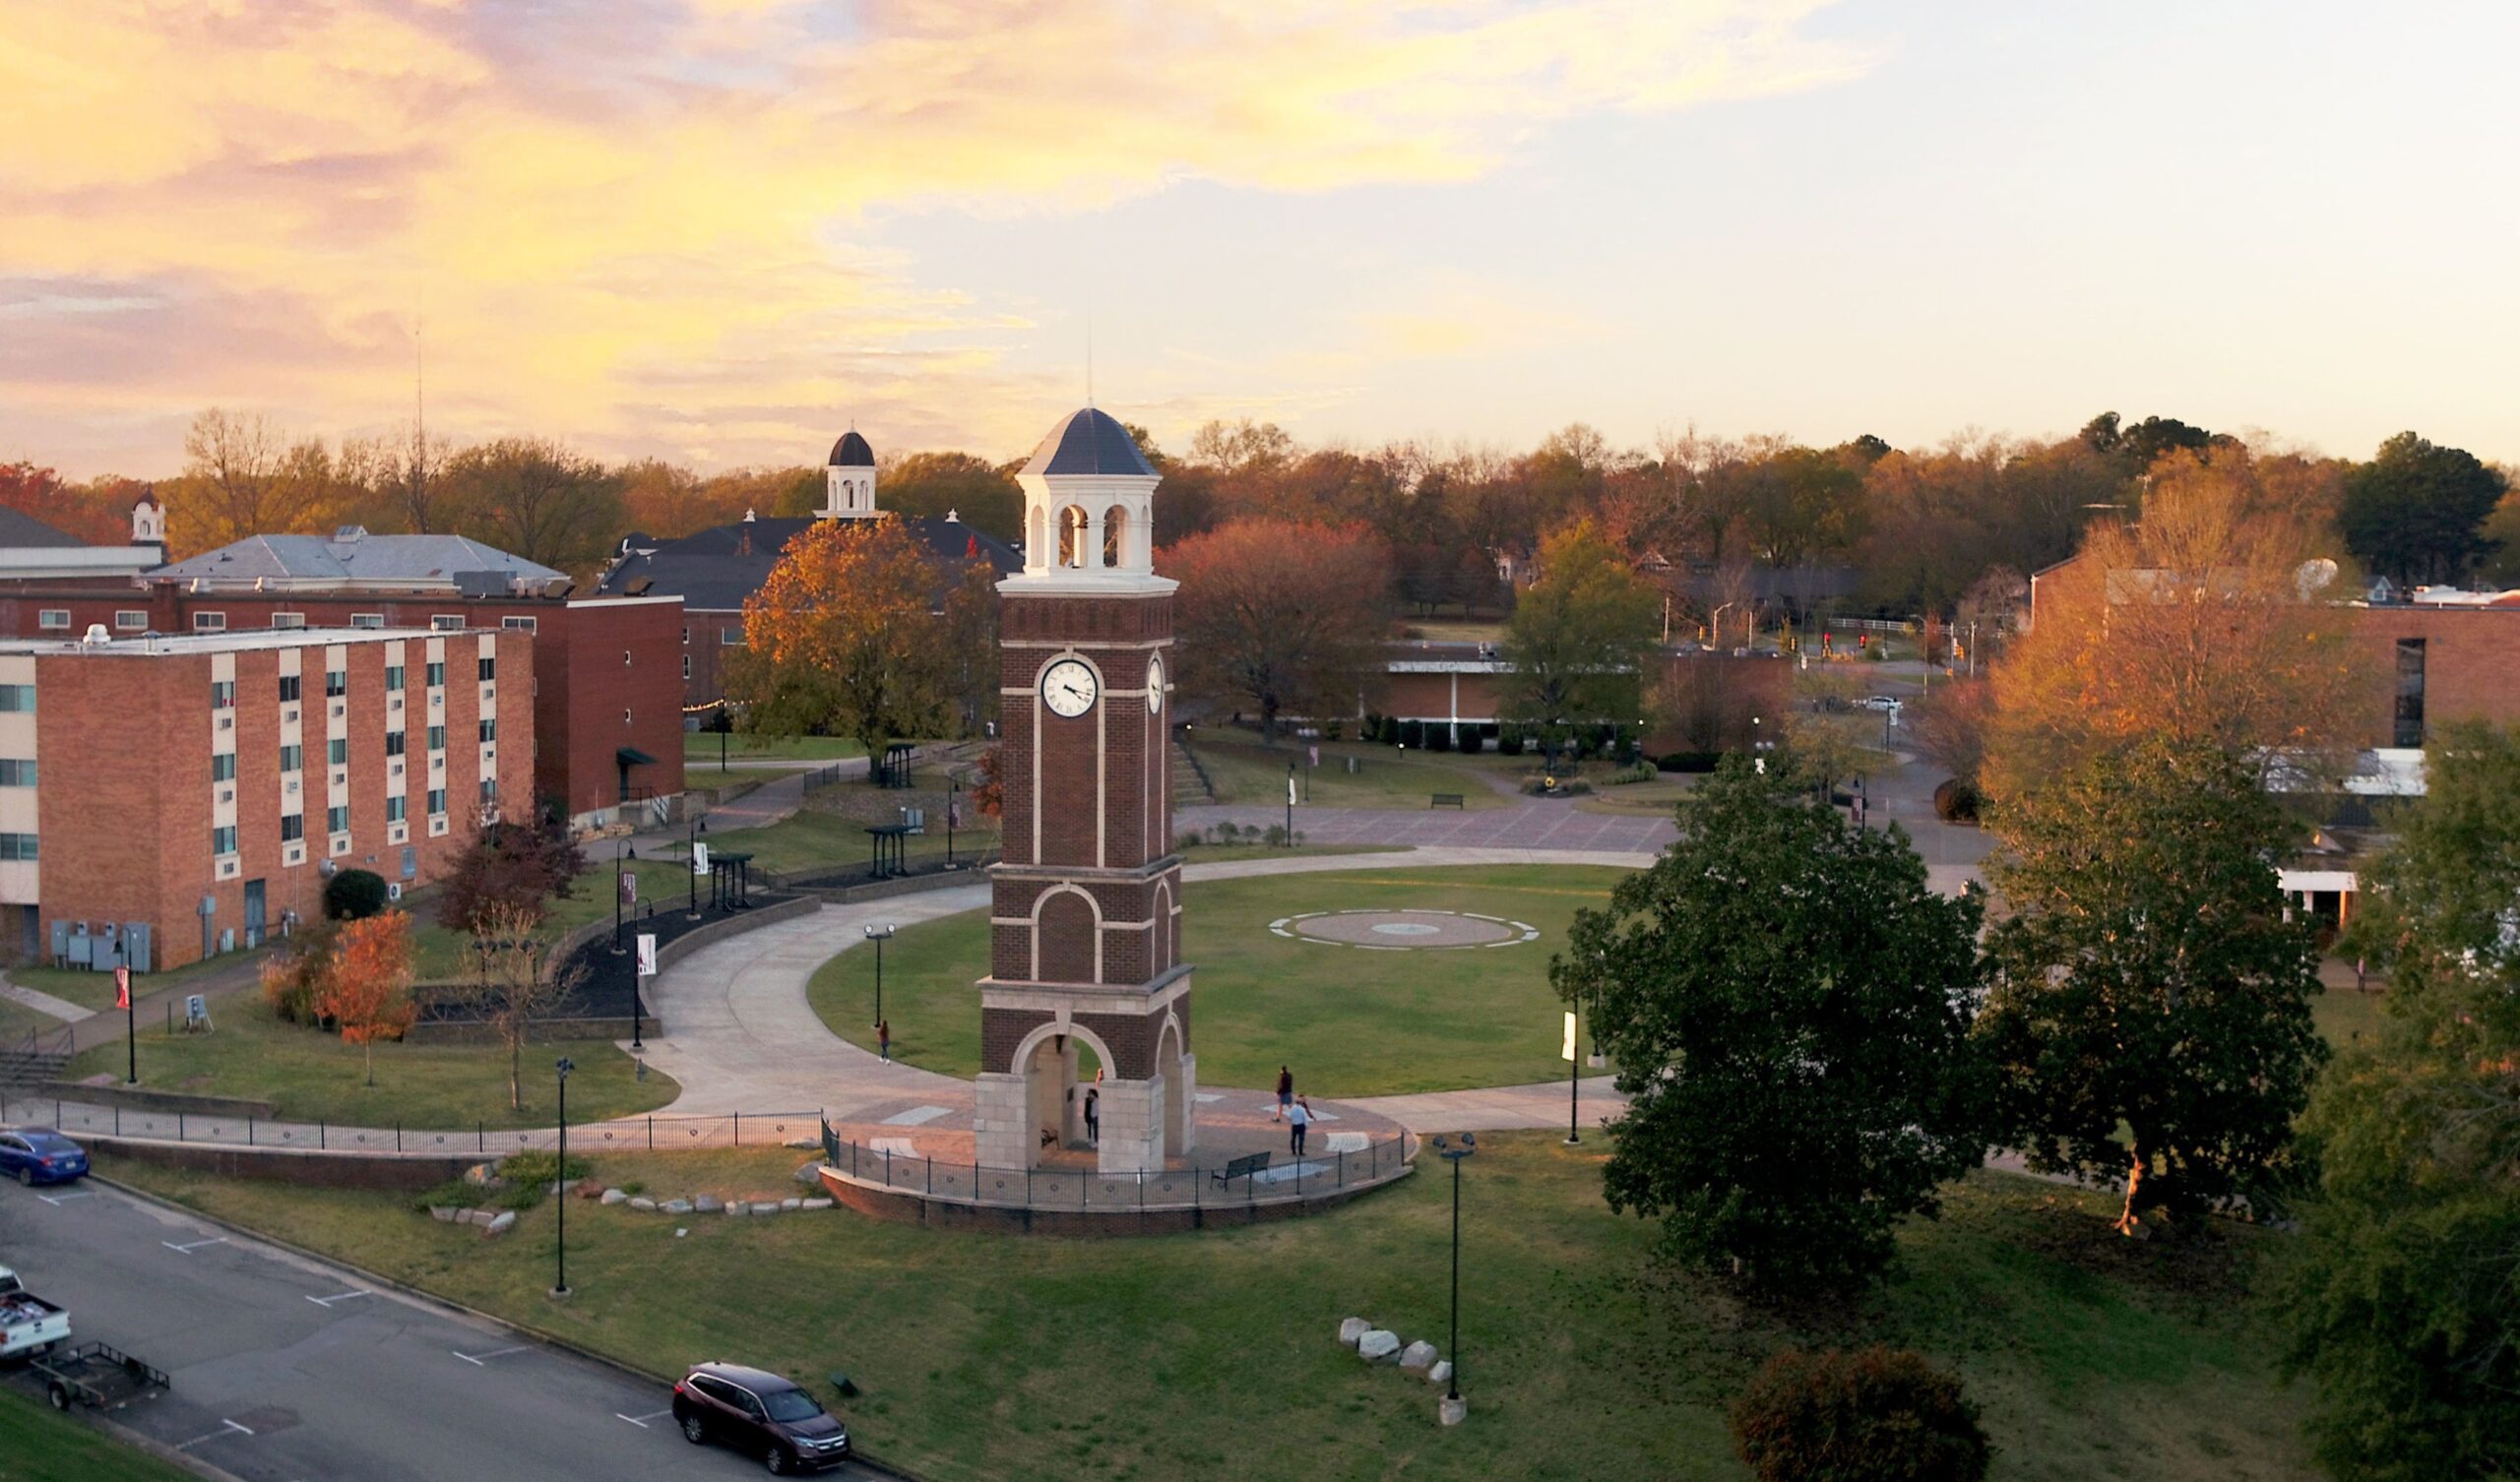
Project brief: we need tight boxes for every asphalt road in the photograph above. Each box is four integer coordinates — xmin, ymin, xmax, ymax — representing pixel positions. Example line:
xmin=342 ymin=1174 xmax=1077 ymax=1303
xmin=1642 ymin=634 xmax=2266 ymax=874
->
xmin=0 ymin=1178 xmax=882 ymax=1480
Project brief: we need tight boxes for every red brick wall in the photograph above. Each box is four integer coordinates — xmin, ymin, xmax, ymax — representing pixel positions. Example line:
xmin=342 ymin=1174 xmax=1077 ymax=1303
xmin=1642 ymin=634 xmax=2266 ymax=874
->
xmin=2351 ymin=606 xmax=2520 ymax=748
xmin=34 ymin=653 xmax=192 ymax=956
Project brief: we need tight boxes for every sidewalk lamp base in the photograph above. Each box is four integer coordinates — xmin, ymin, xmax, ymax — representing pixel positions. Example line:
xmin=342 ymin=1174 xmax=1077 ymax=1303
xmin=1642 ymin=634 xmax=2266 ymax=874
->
xmin=1439 ymin=1396 xmax=1468 ymax=1427
xmin=550 ymin=1286 xmax=573 ymax=1301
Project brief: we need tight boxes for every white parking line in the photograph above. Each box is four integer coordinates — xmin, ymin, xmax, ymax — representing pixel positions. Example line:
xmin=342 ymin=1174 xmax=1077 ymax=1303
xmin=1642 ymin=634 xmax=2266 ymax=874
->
xmin=453 ymin=1345 xmax=531 ymax=1365
xmin=175 ymin=1419 xmax=255 ymax=1450
xmin=615 ymin=1408 xmax=674 ymax=1428
xmin=304 ymin=1289 xmax=372 ymax=1307
xmin=161 ymin=1237 xmax=228 ymax=1255
xmin=34 ymin=1190 xmax=94 ymax=1205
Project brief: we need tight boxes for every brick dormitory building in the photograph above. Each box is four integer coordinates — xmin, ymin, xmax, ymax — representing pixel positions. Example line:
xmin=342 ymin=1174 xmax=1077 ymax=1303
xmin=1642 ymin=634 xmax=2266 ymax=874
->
xmin=0 ymin=624 xmax=534 ymax=969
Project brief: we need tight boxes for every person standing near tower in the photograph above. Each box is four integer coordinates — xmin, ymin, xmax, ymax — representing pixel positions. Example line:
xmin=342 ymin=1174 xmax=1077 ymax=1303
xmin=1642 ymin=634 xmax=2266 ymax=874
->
xmin=1289 ymin=1095 xmax=1311 ymax=1157
xmin=1276 ymin=1065 xmax=1293 ymax=1122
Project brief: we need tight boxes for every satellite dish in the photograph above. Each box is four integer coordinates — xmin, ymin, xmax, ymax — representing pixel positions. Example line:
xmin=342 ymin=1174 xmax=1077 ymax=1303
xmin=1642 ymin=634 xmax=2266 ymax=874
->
xmin=2296 ymin=558 xmax=2340 ymax=600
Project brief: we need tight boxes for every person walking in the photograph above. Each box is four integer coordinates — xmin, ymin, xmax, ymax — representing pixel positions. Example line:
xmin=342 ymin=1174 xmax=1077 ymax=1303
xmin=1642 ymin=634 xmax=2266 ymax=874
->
xmin=1288 ymin=1095 xmax=1311 ymax=1157
xmin=1084 ymin=1087 xmax=1100 ymax=1145
xmin=877 ymin=1019 xmax=891 ymax=1064
xmin=1275 ymin=1065 xmax=1293 ymax=1122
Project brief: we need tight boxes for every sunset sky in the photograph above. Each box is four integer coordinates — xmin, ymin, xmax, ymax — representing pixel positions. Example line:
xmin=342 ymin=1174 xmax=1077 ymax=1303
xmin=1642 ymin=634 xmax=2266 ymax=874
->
xmin=5 ymin=0 xmax=2516 ymax=478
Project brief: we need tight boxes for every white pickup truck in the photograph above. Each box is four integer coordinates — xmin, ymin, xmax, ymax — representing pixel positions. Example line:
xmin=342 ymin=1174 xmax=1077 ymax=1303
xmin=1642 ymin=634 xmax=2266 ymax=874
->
xmin=0 ymin=1266 xmax=70 ymax=1360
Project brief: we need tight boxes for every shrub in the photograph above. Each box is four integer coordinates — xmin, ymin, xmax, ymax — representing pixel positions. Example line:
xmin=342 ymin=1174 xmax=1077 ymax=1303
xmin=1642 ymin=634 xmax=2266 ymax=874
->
xmin=1605 ymin=762 xmax=1658 ymax=785
xmin=495 ymin=1148 xmax=593 ymax=1191
xmin=1498 ymin=730 xmax=1525 ymax=758
xmin=260 ymin=919 xmax=339 ymax=1025
xmin=325 ymin=868 xmax=390 ymax=920
xmin=1212 ymin=822 xmax=1244 ymax=844
xmin=1323 ymin=719 xmax=1345 ymax=742
xmin=1175 ymin=831 xmax=1205 ymax=851
xmin=1932 ymin=777 xmax=1982 ymax=824
xmin=1262 ymin=825 xmax=1290 ymax=847
xmin=1398 ymin=719 xmax=1424 ymax=749
xmin=1866 ymin=644 xmax=1888 ymax=661
xmin=1660 ymin=751 xmax=1723 ymax=773
xmin=1425 ymin=725 xmax=1452 ymax=752
xmin=1457 ymin=728 xmax=1481 ymax=756
xmin=1730 ymin=1347 xmax=1991 ymax=1482
xmin=1361 ymin=711 xmax=1383 ymax=743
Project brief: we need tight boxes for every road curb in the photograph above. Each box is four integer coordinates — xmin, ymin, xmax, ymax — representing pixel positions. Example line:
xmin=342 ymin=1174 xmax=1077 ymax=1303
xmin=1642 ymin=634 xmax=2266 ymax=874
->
xmin=90 ymin=1170 xmax=923 ymax=1481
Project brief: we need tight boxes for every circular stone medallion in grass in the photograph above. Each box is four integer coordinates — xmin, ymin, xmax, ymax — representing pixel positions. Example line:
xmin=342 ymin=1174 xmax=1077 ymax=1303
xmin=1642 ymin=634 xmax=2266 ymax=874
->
xmin=1272 ymin=909 xmax=1537 ymax=949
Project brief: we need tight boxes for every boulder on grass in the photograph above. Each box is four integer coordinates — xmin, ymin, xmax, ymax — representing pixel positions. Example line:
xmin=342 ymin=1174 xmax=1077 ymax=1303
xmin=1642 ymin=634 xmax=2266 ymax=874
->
xmin=575 ymin=1179 xmax=604 ymax=1200
xmin=1426 ymin=1361 xmax=1453 ymax=1388
xmin=727 ymin=1201 xmax=750 ymax=1217
xmin=462 ymin=1162 xmax=497 ymax=1187
xmin=1357 ymin=1330 xmax=1401 ymax=1363
xmin=599 ymin=1188 xmax=628 ymax=1205
xmin=1399 ymin=1341 xmax=1438 ymax=1377
xmin=628 ymin=1197 xmax=658 ymax=1212
xmin=484 ymin=1210 xmax=517 ymax=1237
xmin=780 ymin=1197 xmax=801 ymax=1211
xmin=751 ymin=1202 xmax=783 ymax=1215
xmin=662 ymin=1199 xmax=694 ymax=1214
xmin=429 ymin=1205 xmax=459 ymax=1223
xmin=800 ymin=1198 xmax=834 ymax=1211
xmin=694 ymin=1195 xmax=724 ymax=1213
xmin=1338 ymin=1318 xmax=1370 ymax=1348
xmin=793 ymin=1159 xmax=825 ymax=1185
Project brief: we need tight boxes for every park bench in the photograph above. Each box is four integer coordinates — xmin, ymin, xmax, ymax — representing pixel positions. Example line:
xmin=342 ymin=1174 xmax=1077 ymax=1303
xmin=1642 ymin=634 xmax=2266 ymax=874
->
xmin=1210 ymin=1151 xmax=1271 ymax=1188
xmin=1429 ymin=793 xmax=1465 ymax=809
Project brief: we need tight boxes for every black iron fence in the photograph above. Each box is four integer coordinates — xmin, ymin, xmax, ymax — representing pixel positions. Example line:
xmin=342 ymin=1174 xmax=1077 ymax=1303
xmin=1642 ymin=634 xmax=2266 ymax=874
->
xmin=817 ymin=1124 xmax=1411 ymax=1212
xmin=2 ymin=1095 xmax=824 ymax=1158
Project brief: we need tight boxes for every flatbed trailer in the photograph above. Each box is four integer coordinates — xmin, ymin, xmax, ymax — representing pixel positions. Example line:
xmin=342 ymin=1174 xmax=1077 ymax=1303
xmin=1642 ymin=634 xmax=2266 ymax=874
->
xmin=32 ymin=1341 xmax=169 ymax=1413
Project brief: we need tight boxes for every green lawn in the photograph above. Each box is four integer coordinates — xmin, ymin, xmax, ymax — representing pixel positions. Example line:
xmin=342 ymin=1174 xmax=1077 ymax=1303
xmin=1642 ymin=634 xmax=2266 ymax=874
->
xmin=410 ymin=880 xmax=618 ymax=982
xmin=65 ymin=993 xmax=678 ymax=1130
xmin=0 ymin=1386 xmax=197 ymax=1482
xmin=809 ymin=866 xmax=1628 ymax=1095
xmin=100 ymin=1136 xmax=2317 ymax=1482
xmin=682 ymin=733 xmax=867 ymax=764
xmin=2311 ymin=984 xmax=2387 ymax=1053
xmin=678 ymin=806 xmax=1001 ymax=881
xmin=11 ymin=954 xmax=245 ymax=1015
xmin=1186 ymin=736 xmax=1517 ymax=811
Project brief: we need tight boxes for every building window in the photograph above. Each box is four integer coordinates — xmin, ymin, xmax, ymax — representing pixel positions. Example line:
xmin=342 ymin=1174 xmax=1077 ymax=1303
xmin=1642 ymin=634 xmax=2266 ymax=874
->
xmin=427 ymin=724 xmax=447 ymax=752
xmin=272 ymin=612 xmax=305 ymax=629
xmin=680 ymin=626 xmax=690 ymax=645
xmin=349 ymin=613 xmax=385 ymax=630
xmin=211 ymin=680 xmax=235 ymax=710
xmin=327 ymin=804 xmax=348 ymax=834
xmin=622 ymin=709 xmax=632 ymax=725
xmin=431 ymin=615 xmax=465 ymax=632
xmin=193 ymin=612 xmax=226 ymax=632
xmin=0 ymin=833 xmax=35 ymax=861
xmin=280 ymin=743 xmax=302 ymax=772
xmin=0 ymin=760 xmax=32 ymax=787
xmin=212 ymin=826 xmax=237 ymax=856
xmin=479 ymin=778 xmax=498 ymax=805
xmin=36 ymin=609 xmax=67 ymax=631
xmin=114 ymin=610 xmax=147 ymax=631
xmin=325 ymin=668 xmax=347 ymax=698
xmin=425 ymin=661 xmax=445 ymax=688
xmin=328 ymin=737 xmax=348 ymax=766
xmin=385 ymin=730 xmax=407 ymax=757
xmin=681 ymin=654 xmax=691 ymax=680
xmin=503 ymin=615 xmax=538 ymax=633
xmin=427 ymin=787 xmax=447 ymax=816
xmin=385 ymin=665 xmax=405 ymax=692
xmin=279 ymin=674 xmax=302 ymax=703
xmin=2394 ymin=638 xmax=2427 ymax=748
xmin=477 ymin=655 xmax=496 ymax=681
xmin=211 ymin=752 xmax=236 ymax=782
xmin=280 ymin=814 xmax=303 ymax=842
xmin=720 ymin=627 xmax=742 ymax=646
xmin=477 ymin=718 xmax=497 ymax=743
xmin=387 ymin=794 xmax=407 ymax=823
xmin=0 ymin=686 xmax=30 ymax=713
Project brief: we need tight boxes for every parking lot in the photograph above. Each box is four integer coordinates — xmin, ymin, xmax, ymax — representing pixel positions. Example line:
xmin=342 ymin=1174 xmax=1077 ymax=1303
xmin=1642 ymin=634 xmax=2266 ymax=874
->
xmin=0 ymin=1175 xmax=882 ymax=1480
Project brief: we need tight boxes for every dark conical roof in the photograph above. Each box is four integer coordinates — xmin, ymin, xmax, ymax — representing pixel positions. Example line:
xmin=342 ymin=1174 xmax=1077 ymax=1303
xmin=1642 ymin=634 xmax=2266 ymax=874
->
xmin=829 ymin=430 xmax=875 ymax=466
xmin=1021 ymin=408 xmax=1155 ymax=478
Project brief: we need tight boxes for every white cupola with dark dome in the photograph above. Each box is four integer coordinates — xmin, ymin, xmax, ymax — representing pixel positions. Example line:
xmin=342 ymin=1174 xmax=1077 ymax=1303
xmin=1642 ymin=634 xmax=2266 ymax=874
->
xmin=1007 ymin=408 xmax=1170 ymax=594
xmin=822 ymin=428 xmax=878 ymax=520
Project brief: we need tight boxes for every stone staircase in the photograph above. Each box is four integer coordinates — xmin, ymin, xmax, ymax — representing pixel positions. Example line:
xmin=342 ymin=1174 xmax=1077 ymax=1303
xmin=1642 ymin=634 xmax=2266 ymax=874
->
xmin=0 ymin=1033 xmax=72 ymax=1091
xmin=1171 ymin=739 xmax=1217 ymax=808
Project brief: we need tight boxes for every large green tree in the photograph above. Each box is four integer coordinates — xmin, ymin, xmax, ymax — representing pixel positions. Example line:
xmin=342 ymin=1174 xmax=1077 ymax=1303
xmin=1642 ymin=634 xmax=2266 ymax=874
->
xmin=1554 ymin=761 xmax=1989 ymax=1293
xmin=2339 ymin=431 xmax=2508 ymax=587
xmin=2283 ymin=722 xmax=2520 ymax=1481
xmin=1978 ymin=738 xmax=2326 ymax=1234
xmin=1498 ymin=520 xmax=1659 ymax=753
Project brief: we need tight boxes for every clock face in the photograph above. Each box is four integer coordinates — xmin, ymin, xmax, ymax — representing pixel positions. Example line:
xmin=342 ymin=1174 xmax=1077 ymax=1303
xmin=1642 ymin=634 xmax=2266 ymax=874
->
xmin=1146 ymin=655 xmax=1165 ymax=714
xmin=1040 ymin=658 xmax=1099 ymax=718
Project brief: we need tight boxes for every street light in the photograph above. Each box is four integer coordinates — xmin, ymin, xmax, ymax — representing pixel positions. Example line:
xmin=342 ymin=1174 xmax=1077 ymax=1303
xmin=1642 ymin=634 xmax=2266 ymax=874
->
xmin=687 ymin=814 xmax=707 ymax=920
xmin=552 ymin=1056 xmax=574 ymax=1298
xmin=117 ymin=938 xmax=134 ymax=1085
xmin=1432 ymin=1133 xmax=1477 ymax=1424
xmin=946 ymin=777 xmax=960 ymax=868
xmin=612 ymin=839 xmax=632 ymax=955
xmin=864 ymin=922 xmax=895 ymax=1027
xmin=1564 ymin=998 xmax=1581 ymax=1146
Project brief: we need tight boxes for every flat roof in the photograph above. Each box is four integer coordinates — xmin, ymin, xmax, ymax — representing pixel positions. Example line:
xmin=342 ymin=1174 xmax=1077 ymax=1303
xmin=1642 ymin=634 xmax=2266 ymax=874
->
xmin=0 ymin=626 xmax=498 ymax=657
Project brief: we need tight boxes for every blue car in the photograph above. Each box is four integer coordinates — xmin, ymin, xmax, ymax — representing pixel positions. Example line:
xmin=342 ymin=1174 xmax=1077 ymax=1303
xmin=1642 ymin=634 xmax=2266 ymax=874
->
xmin=0 ymin=1128 xmax=88 ymax=1187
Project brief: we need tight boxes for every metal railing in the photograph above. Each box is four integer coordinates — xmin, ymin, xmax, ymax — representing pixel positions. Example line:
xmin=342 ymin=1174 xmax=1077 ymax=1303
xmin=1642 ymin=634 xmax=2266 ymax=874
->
xmin=819 ymin=1127 xmax=1411 ymax=1212
xmin=1 ymin=1094 xmax=824 ymax=1159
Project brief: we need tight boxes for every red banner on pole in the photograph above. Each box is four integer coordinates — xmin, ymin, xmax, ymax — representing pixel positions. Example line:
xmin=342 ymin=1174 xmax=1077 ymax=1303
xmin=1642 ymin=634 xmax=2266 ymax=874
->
xmin=115 ymin=964 xmax=131 ymax=1010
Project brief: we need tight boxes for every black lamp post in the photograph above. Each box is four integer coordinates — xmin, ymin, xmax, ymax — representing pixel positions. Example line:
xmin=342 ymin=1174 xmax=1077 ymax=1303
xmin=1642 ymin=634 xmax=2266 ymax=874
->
xmin=864 ymin=921 xmax=895 ymax=1027
xmin=1565 ymin=1000 xmax=1581 ymax=1145
xmin=946 ymin=778 xmax=959 ymax=868
xmin=1285 ymin=760 xmax=1295 ymax=845
xmin=1433 ymin=1134 xmax=1477 ymax=1414
xmin=552 ymin=1056 xmax=574 ymax=1298
xmin=118 ymin=939 xmax=135 ymax=1085
xmin=611 ymin=839 xmax=631 ymax=955
xmin=687 ymin=814 xmax=707 ymax=920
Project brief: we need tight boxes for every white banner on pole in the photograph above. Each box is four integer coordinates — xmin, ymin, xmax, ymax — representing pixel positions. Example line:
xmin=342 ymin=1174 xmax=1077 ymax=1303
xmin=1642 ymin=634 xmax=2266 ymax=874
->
xmin=1288 ymin=774 xmax=1298 ymax=806
xmin=692 ymin=841 xmax=710 ymax=876
xmin=1561 ymin=1011 xmax=1577 ymax=1062
xmin=635 ymin=933 xmax=658 ymax=978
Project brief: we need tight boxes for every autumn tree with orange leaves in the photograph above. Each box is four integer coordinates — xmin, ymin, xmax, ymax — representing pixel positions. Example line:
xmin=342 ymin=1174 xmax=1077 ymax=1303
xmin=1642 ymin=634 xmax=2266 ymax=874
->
xmin=734 ymin=515 xmax=989 ymax=764
xmin=1160 ymin=518 xmax=1393 ymax=740
xmin=314 ymin=911 xmax=417 ymax=1087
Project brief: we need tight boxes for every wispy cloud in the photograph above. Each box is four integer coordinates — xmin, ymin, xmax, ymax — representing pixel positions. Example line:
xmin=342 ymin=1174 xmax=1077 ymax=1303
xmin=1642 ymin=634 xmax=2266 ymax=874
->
xmin=0 ymin=0 xmax=1866 ymax=473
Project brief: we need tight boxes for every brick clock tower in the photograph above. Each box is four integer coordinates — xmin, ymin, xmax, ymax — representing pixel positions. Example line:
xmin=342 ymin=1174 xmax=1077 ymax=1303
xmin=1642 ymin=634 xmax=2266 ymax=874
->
xmin=974 ymin=408 xmax=1194 ymax=1174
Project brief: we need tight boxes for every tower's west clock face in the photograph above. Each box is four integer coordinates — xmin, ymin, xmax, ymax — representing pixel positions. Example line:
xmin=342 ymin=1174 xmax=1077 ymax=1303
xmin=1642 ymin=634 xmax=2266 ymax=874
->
xmin=1040 ymin=657 xmax=1099 ymax=718
xmin=1146 ymin=655 xmax=1164 ymax=714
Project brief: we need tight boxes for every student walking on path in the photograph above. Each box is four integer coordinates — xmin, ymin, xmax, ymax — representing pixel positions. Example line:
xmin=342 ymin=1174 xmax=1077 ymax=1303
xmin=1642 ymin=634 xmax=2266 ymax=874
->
xmin=1276 ymin=1065 xmax=1293 ymax=1122
xmin=877 ymin=1019 xmax=891 ymax=1064
xmin=1289 ymin=1095 xmax=1311 ymax=1157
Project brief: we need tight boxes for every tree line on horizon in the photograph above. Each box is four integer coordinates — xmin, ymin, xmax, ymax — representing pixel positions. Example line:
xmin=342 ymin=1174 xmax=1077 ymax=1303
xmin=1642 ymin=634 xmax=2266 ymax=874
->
xmin=4 ymin=405 xmax=2511 ymax=599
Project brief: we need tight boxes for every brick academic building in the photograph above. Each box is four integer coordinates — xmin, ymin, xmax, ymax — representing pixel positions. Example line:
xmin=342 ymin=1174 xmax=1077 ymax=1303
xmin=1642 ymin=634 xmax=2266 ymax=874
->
xmin=0 ymin=528 xmax=684 ymax=828
xmin=0 ymin=626 xmax=534 ymax=970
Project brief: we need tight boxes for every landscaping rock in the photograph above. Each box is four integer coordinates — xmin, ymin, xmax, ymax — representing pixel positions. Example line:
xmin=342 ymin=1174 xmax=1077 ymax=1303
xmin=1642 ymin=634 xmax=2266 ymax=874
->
xmin=694 ymin=1195 xmax=724 ymax=1212
xmin=1357 ymin=1330 xmax=1401 ymax=1363
xmin=599 ymin=1188 xmax=628 ymax=1205
xmin=1426 ymin=1361 xmax=1452 ymax=1388
xmin=574 ymin=1179 xmax=604 ymax=1200
xmin=1439 ymin=1395 xmax=1467 ymax=1427
xmin=662 ymin=1199 xmax=694 ymax=1214
xmin=727 ymin=1201 xmax=750 ymax=1217
xmin=785 ymin=1138 xmax=819 ymax=1150
xmin=1338 ymin=1318 xmax=1370 ymax=1348
xmin=793 ymin=1159 xmax=825 ymax=1186
xmin=780 ymin=1198 xmax=801 ymax=1211
xmin=1399 ymin=1341 xmax=1438 ymax=1377
xmin=462 ymin=1162 xmax=497 ymax=1187
xmin=628 ymin=1197 xmax=658 ymax=1212
xmin=800 ymin=1198 xmax=834 ymax=1211
xmin=429 ymin=1205 xmax=459 ymax=1223
xmin=484 ymin=1211 xmax=517 ymax=1237
xmin=752 ymin=1202 xmax=783 ymax=1215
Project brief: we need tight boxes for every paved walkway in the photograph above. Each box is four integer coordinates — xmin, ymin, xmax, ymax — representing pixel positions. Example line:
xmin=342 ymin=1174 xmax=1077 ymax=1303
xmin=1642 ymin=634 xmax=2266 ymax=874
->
xmin=0 ymin=975 xmax=92 ymax=1023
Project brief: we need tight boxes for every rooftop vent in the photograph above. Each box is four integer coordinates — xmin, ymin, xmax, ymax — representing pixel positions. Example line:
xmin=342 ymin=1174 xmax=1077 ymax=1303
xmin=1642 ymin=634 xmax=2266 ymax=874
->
xmin=81 ymin=623 xmax=110 ymax=646
xmin=334 ymin=525 xmax=366 ymax=543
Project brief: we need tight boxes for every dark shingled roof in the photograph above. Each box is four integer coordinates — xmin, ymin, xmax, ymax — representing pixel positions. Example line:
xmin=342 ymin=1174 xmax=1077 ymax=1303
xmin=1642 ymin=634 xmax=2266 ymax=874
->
xmin=594 ymin=515 xmax=1020 ymax=613
xmin=1021 ymin=408 xmax=1155 ymax=478
xmin=0 ymin=507 xmax=88 ymax=548
xmin=829 ymin=430 xmax=875 ymax=467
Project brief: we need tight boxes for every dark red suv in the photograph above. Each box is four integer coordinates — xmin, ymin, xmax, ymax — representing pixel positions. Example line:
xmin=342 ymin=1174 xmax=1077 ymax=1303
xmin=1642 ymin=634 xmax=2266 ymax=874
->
xmin=673 ymin=1362 xmax=850 ymax=1473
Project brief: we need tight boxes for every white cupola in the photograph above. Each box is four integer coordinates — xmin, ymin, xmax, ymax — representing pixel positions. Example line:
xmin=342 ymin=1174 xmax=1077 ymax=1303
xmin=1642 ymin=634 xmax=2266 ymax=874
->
xmin=1007 ymin=408 xmax=1169 ymax=592
xmin=822 ymin=428 xmax=877 ymax=519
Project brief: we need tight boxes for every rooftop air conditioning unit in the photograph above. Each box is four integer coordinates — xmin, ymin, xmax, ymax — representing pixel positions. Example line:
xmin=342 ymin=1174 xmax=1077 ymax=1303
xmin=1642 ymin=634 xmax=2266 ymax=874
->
xmin=81 ymin=623 xmax=110 ymax=646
